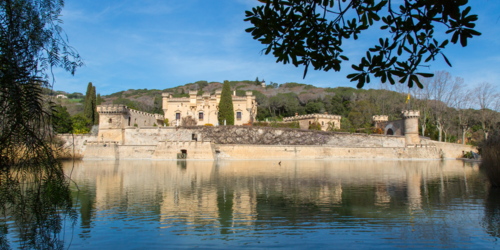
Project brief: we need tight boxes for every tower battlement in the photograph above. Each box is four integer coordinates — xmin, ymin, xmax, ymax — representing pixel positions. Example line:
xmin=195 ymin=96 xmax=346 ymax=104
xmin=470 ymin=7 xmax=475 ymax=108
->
xmin=401 ymin=110 xmax=420 ymax=118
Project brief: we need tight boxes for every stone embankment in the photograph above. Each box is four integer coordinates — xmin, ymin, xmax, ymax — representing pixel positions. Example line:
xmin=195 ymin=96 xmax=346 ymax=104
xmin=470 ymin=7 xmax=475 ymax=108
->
xmin=58 ymin=126 xmax=477 ymax=160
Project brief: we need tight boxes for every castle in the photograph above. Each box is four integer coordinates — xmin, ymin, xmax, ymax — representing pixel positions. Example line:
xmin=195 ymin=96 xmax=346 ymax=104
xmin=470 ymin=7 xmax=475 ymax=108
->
xmin=58 ymin=89 xmax=474 ymax=161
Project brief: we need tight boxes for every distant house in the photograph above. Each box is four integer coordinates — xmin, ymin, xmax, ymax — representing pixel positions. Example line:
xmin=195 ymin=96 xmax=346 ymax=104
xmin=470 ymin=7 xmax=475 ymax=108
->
xmin=56 ymin=94 xmax=68 ymax=99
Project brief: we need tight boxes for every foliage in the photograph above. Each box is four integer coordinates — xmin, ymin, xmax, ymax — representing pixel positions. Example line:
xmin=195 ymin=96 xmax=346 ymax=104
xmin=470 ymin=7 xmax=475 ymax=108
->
xmin=71 ymin=114 xmax=91 ymax=134
xmin=308 ymin=122 xmax=322 ymax=131
xmin=96 ymin=93 xmax=103 ymax=105
xmin=92 ymin=86 xmax=98 ymax=125
xmin=481 ymin=132 xmax=500 ymax=187
xmin=164 ymin=118 xmax=170 ymax=126
xmin=245 ymin=0 xmax=480 ymax=88
xmin=134 ymin=123 xmax=138 ymax=127
xmin=52 ymin=104 xmax=73 ymax=134
xmin=84 ymin=82 xmax=98 ymax=124
xmin=0 ymin=0 xmax=82 ymax=247
xmin=218 ymin=80 xmax=235 ymax=125
xmin=205 ymin=123 xmax=214 ymax=126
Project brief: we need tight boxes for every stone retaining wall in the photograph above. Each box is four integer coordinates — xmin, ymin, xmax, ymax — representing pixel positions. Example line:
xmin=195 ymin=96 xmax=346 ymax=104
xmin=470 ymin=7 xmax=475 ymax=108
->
xmin=215 ymin=144 xmax=441 ymax=160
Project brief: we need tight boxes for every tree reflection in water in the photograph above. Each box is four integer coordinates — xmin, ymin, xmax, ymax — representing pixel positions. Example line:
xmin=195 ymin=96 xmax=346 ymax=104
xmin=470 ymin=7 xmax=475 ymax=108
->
xmin=484 ymin=188 xmax=500 ymax=238
xmin=0 ymin=160 xmax=76 ymax=250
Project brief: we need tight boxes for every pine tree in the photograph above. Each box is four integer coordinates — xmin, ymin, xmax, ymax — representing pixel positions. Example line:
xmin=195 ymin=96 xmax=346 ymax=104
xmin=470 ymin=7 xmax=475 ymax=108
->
xmin=255 ymin=77 xmax=260 ymax=86
xmin=218 ymin=80 xmax=234 ymax=125
xmin=84 ymin=82 xmax=93 ymax=121
xmin=92 ymin=86 xmax=98 ymax=125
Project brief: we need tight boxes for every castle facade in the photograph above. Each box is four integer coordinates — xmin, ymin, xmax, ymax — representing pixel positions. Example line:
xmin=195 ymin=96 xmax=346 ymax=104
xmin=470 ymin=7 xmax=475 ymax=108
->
xmin=162 ymin=90 xmax=257 ymax=126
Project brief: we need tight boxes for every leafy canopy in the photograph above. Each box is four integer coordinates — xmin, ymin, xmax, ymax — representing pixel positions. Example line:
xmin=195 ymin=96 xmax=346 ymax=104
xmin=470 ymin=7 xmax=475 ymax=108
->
xmin=245 ymin=0 xmax=480 ymax=88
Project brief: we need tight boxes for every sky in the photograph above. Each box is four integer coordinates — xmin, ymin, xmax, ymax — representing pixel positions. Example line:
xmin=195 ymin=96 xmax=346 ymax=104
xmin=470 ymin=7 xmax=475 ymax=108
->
xmin=53 ymin=0 xmax=500 ymax=95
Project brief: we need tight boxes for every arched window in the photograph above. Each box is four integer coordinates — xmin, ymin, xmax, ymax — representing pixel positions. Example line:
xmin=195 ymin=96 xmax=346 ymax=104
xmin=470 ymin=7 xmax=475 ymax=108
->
xmin=199 ymin=112 xmax=204 ymax=121
xmin=387 ymin=128 xmax=394 ymax=135
xmin=322 ymin=121 xmax=324 ymax=125
xmin=128 ymin=117 xmax=131 ymax=126
xmin=309 ymin=121 xmax=311 ymax=125
xmin=108 ymin=118 xmax=112 ymax=123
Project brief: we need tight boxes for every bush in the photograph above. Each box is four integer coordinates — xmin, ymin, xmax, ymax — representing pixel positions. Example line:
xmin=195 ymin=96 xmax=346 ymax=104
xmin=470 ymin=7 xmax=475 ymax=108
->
xmin=481 ymin=132 xmax=500 ymax=187
xmin=164 ymin=118 xmax=169 ymax=126
xmin=204 ymin=123 xmax=214 ymax=126
xmin=153 ymin=123 xmax=157 ymax=127
xmin=134 ymin=123 xmax=138 ymax=127
xmin=308 ymin=122 xmax=322 ymax=131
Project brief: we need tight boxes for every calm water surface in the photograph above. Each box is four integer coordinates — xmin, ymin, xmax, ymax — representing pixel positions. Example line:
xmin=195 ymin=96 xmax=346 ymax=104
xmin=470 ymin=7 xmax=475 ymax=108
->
xmin=41 ymin=160 xmax=500 ymax=248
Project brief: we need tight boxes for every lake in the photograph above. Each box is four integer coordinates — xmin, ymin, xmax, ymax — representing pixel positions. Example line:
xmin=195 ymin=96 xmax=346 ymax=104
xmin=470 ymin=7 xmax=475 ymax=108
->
xmin=7 ymin=159 xmax=500 ymax=249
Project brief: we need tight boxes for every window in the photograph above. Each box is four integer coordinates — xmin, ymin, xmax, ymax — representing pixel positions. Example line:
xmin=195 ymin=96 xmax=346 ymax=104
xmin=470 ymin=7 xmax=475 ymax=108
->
xmin=176 ymin=113 xmax=181 ymax=120
xmin=109 ymin=118 xmax=112 ymax=123
xmin=309 ymin=121 xmax=311 ymax=125
xmin=199 ymin=112 xmax=204 ymax=121
xmin=322 ymin=121 xmax=324 ymax=125
xmin=128 ymin=117 xmax=131 ymax=126
xmin=236 ymin=112 xmax=242 ymax=120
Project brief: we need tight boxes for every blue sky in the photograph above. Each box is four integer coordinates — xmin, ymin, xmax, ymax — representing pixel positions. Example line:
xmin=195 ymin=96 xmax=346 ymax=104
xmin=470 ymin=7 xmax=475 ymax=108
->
xmin=53 ymin=0 xmax=500 ymax=95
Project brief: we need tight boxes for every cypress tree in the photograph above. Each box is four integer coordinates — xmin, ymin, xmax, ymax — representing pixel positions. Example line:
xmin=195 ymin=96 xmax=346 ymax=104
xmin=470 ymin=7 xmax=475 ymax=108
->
xmin=84 ymin=82 xmax=93 ymax=121
xmin=92 ymin=86 xmax=98 ymax=125
xmin=96 ymin=93 xmax=102 ymax=105
xmin=218 ymin=80 xmax=234 ymax=125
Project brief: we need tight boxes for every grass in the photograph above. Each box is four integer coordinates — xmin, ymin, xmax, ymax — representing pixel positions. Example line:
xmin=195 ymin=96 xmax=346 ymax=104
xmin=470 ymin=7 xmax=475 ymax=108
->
xmin=481 ymin=132 xmax=500 ymax=187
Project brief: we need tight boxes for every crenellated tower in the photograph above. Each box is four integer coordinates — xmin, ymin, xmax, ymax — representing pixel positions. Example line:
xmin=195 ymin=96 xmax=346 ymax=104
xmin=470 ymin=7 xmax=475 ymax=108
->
xmin=401 ymin=110 xmax=420 ymax=145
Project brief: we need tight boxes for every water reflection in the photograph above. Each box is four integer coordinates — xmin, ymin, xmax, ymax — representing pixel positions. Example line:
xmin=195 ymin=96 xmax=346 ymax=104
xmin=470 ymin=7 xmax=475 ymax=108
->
xmin=62 ymin=160 xmax=497 ymax=249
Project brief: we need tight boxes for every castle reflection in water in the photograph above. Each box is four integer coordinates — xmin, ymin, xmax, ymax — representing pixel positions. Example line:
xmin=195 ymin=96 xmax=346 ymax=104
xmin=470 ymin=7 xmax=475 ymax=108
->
xmin=65 ymin=159 xmax=484 ymax=234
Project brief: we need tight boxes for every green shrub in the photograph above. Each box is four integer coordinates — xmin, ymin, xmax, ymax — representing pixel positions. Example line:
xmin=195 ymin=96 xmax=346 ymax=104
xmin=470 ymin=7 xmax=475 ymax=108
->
xmin=308 ymin=122 xmax=321 ymax=131
xmin=164 ymin=118 xmax=169 ymax=126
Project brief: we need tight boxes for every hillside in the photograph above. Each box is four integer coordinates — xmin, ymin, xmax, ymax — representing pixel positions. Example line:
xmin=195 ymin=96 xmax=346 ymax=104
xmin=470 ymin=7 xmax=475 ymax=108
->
xmin=53 ymin=79 xmax=499 ymax=143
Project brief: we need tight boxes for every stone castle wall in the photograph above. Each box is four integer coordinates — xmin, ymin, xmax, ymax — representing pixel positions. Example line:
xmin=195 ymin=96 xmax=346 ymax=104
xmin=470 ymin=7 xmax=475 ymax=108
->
xmin=58 ymin=134 xmax=96 ymax=158
xmin=58 ymin=126 xmax=476 ymax=160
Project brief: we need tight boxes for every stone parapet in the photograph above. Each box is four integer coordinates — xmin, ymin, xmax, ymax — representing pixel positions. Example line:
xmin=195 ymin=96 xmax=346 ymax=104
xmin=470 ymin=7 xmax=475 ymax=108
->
xmin=97 ymin=104 xmax=128 ymax=114
xmin=129 ymin=108 xmax=162 ymax=119
xmin=283 ymin=114 xmax=341 ymax=122
xmin=167 ymin=98 xmax=189 ymax=102
xmin=401 ymin=110 xmax=420 ymax=118
xmin=372 ymin=115 xmax=388 ymax=122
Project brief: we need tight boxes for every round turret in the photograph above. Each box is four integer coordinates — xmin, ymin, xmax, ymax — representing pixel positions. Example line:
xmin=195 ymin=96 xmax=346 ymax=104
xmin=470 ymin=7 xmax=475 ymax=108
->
xmin=401 ymin=110 xmax=420 ymax=145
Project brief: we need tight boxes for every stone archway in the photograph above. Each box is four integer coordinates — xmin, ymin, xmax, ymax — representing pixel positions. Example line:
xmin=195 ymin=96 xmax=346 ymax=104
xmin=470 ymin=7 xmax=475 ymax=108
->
xmin=384 ymin=124 xmax=396 ymax=135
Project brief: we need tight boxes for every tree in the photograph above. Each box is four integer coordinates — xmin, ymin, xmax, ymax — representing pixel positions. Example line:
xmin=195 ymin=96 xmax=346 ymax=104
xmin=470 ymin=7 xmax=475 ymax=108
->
xmin=52 ymin=105 xmax=73 ymax=134
xmin=71 ymin=114 xmax=91 ymax=134
xmin=452 ymin=87 xmax=474 ymax=144
xmin=84 ymin=82 xmax=93 ymax=120
xmin=474 ymin=82 xmax=498 ymax=140
xmin=255 ymin=77 xmax=260 ymax=86
xmin=0 ymin=0 xmax=82 ymax=248
xmin=218 ymin=80 xmax=235 ymax=125
xmin=92 ymin=86 xmax=98 ymax=125
xmin=97 ymin=93 xmax=103 ymax=105
xmin=245 ymin=0 xmax=480 ymax=88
